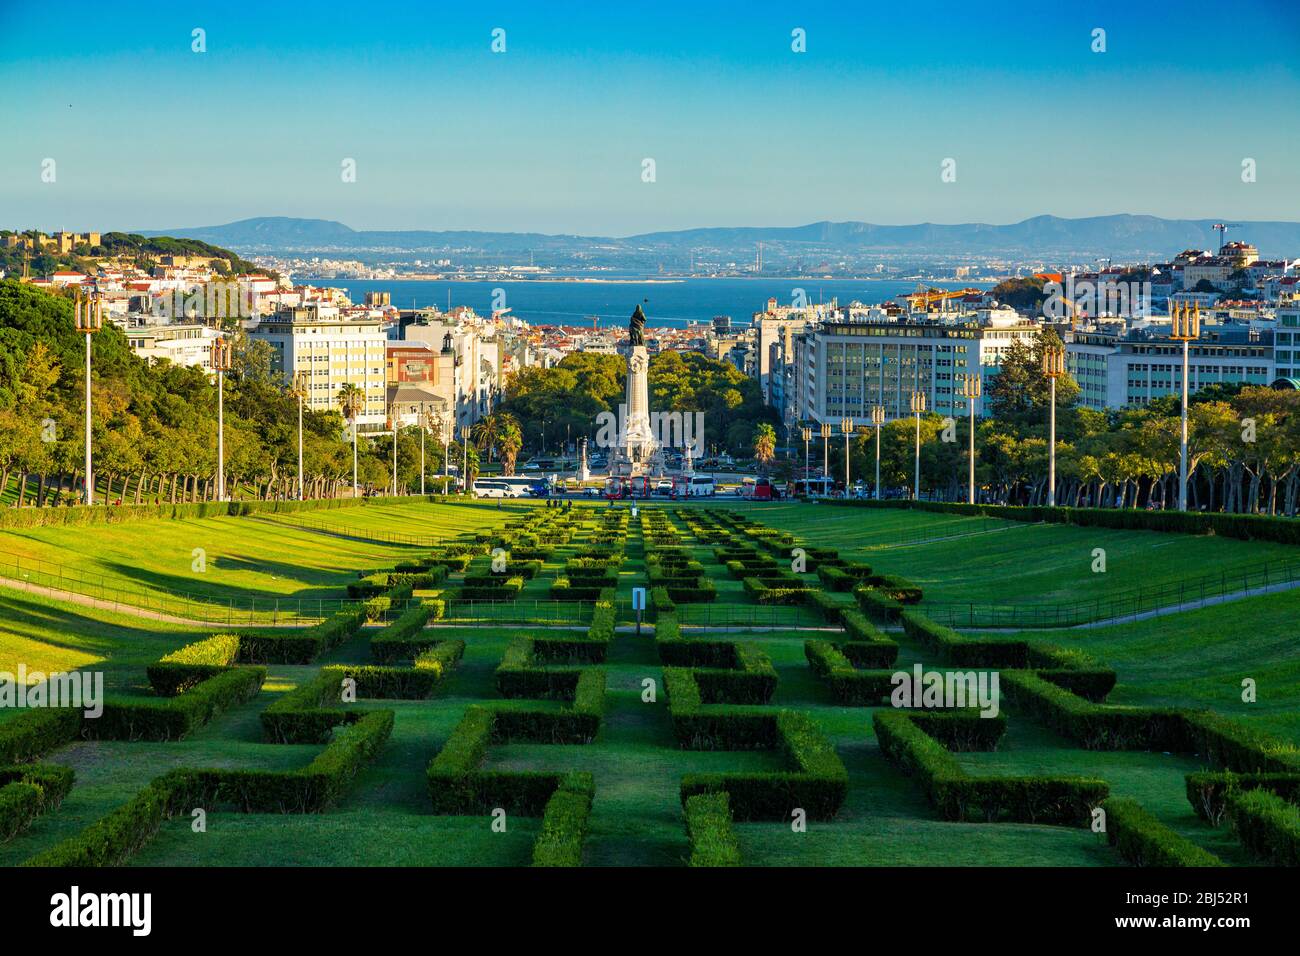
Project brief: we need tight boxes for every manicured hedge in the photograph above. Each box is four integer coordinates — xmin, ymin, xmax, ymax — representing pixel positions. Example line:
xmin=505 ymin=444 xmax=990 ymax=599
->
xmin=0 ymin=764 xmax=75 ymax=843
xmin=804 ymin=640 xmax=895 ymax=706
xmin=147 ymin=634 xmax=242 ymax=695
xmin=821 ymin=497 xmax=1300 ymax=546
xmin=368 ymin=604 xmax=436 ymax=662
xmin=531 ymin=772 xmax=596 ymax=867
xmin=679 ymin=712 xmax=848 ymax=821
xmin=25 ymin=711 xmax=393 ymax=866
xmin=90 ymin=667 xmax=266 ymax=742
xmin=854 ymin=586 xmax=904 ymax=623
xmin=236 ymin=603 xmax=369 ymax=664
xmin=1226 ymin=789 xmax=1300 ymax=866
xmin=1100 ymin=797 xmax=1224 ymax=867
xmin=873 ymin=709 xmax=1107 ymax=825
xmin=0 ymin=707 xmax=83 ymax=764
xmin=684 ymin=791 xmax=741 ymax=866
xmin=1186 ymin=771 xmax=1300 ymax=825
xmin=261 ymin=673 xmax=351 ymax=744
xmin=460 ymin=576 xmax=524 ymax=601
xmin=840 ymin=609 xmax=900 ymax=658
xmin=1001 ymin=669 xmax=1299 ymax=771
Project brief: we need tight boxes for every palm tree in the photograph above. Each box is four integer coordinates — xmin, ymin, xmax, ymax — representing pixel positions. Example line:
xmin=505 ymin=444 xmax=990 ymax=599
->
xmin=753 ymin=423 xmax=777 ymax=469
xmin=497 ymin=414 xmax=523 ymax=476
xmin=337 ymin=384 xmax=364 ymax=496
xmin=471 ymin=413 xmax=501 ymax=462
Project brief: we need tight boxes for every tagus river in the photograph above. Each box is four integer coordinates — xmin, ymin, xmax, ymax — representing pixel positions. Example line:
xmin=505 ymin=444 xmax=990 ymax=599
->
xmin=302 ymin=277 xmax=992 ymax=328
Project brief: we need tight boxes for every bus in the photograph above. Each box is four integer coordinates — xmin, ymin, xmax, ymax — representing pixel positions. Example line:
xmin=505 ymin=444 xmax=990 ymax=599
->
xmin=473 ymin=478 xmax=524 ymax=499
xmin=604 ymin=476 xmax=651 ymax=499
xmin=789 ymin=477 xmax=835 ymax=498
xmin=496 ymin=475 xmax=548 ymax=496
xmin=685 ymin=475 xmax=715 ymax=497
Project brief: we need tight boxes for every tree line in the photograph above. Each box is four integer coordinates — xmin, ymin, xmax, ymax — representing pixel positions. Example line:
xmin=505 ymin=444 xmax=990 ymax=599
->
xmin=808 ymin=334 xmax=1300 ymax=515
xmin=0 ymin=280 xmax=473 ymax=506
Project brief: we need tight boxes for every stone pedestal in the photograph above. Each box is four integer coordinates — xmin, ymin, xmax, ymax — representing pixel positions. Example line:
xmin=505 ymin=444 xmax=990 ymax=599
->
xmin=612 ymin=345 xmax=663 ymax=477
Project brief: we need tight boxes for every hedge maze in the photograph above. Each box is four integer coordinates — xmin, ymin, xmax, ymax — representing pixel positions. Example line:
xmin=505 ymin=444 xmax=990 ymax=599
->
xmin=0 ymin=497 xmax=1297 ymax=868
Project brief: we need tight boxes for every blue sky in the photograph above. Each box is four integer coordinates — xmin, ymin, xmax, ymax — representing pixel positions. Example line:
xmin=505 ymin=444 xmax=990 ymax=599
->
xmin=2 ymin=0 xmax=1297 ymax=235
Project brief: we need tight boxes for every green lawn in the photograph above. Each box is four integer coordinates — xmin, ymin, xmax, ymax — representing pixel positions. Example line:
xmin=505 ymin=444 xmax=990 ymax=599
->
xmin=1 ymin=499 xmax=1294 ymax=867
xmin=0 ymin=501 xmax=515 ymax=623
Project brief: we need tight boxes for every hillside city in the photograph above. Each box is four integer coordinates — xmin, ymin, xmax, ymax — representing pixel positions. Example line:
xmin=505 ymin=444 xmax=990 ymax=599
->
xmin=4 ymin=226 xmax=1298 ymax=447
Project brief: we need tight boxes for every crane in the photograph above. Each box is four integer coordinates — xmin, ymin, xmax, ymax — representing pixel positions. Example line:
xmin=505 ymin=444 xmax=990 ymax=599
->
xmin=1212 ymin=223 xmax=1242 ymax=251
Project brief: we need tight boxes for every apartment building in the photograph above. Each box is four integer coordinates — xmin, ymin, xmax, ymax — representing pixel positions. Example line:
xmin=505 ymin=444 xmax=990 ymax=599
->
xmin=1066 ymin=325 xmax=1274 ymax=409
xmin=1272 ymin=299 xmax=1300 ymax=382
xmin=124 ymin=323 xmax=222 ymax=371
xmin=249 ymin=303 xmax=389 ymax=428
xmin=402 ymin=311 xmax=502 ymax=432
xmin=787 ymin=307 xmax=1040 ymax=426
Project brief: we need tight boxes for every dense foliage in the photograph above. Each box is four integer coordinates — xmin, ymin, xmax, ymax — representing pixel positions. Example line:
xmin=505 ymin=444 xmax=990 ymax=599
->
xmin=0 ymin=280 xmax=463 ymax=505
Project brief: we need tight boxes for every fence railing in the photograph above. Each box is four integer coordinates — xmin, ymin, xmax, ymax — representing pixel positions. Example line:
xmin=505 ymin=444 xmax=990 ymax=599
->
xmin=922 ymin=557 xmax=1300 ymax=629
xmin=0 ymin=548 xmax=355 ymax=626
xmin=860 ymin=516 xmax=1026 ymax=550
xmin=254 ymin=515 xmax=452 ymax=548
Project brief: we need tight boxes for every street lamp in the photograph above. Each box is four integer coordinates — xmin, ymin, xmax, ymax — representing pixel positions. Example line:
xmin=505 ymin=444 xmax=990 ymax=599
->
xmin=819 ymin=422 xmax=831 ymax=482
xmin=800 ymin=426 xmax=811 ymax=496
xmin=871 ymin=405 xmax=885 ymax=500
xmin=343 ymin=389 xmax=363 ymax=498
xmin=418 ymin=405 xmax=429 ymax=496
xmin=210 ymin=336 xmax=233 ymax=501
xmin=291 ymin=371 xmax=308 ymax=500
xmin=387 ymin=403 xmax=400 ymax=497
xmin=460 ymin=424 xmax=472 ymax=492
xmin=74 ymin=290 xmax=104 ymax=506
xmin=1170 ymin=302 xmax=1200 ymax=512
xmin=960 ymin=374 xmax=982 ymax=505
xmin=910 ymin=391 xmax=926 ymax=500
xmin=840 ymin=417 xmax=853 ymax=494
xmin=1041 ymin=343 xmax=1066 ymax=508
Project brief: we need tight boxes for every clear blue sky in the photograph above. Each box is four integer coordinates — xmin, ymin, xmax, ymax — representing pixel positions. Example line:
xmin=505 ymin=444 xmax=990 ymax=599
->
xmin=2 ymin=0 xmax=1297 ymax=235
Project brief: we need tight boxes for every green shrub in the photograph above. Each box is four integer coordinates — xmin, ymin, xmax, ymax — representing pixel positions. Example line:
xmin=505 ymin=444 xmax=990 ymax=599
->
xmin=0 ymin=765 xmax=75 ymax=843
xmin=872 ymin=709 xmax=1106 ymax=825
xmin=0 ymin=707 xmax=83 ymax=764
xmin=1226 ymin=789 xmax=1300 ymax=866
xmin=804 ymin=640 xmax=895 ymax=705
xmin=1100 ymin=797 xmax=1224 ymax=866
xmin=1186 ymin=771 xmax=1300 ymax=825
xmin=91 ymin=667 xmax=266 ymax=742
xmin=684 ymin=791 xmax=741 ymax=866
xmin=531 ymin=773 xmax=595 ymax=867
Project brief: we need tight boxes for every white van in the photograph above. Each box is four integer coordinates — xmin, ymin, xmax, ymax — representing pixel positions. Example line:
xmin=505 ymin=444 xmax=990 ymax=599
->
xmin=687 ymin=475 xmax=716 ymax=497
xmin=473 ymin=479 xmax=518 ymax=499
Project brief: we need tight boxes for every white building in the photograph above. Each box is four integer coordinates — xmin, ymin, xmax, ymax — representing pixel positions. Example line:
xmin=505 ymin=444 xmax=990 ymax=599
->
xmin=788 ymin=307 xmax=1041 ymax=426
xmin=249 ymin=304 xmax=389 ymax=428
xmin=124 ymin=323 xmax=222 ymax=371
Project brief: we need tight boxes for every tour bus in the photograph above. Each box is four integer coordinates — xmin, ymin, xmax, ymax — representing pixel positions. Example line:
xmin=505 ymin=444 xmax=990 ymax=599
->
xmin=495 ymin=475 xmax=546 ymax=496
xmin=737 ymin=476 xmax=778 ymax=500
xmin=473 ymin=478 xmax=524 ymax=499
xmin=789 ymin=477 xmax=835 ymax=498
xmin=604 ymin=476 xmax=651 ymax=499
xmin=685 ymin=475 xmax=715 ymax=497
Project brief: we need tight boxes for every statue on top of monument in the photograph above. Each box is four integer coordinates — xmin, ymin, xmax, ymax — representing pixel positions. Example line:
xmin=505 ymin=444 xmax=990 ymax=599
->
xmin=628 ymin=303 xmax=646 ymax=347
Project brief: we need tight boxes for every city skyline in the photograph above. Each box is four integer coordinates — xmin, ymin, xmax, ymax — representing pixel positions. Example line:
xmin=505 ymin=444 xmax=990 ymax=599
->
xmin=2 ymin=0 xmax=1298 ymax=234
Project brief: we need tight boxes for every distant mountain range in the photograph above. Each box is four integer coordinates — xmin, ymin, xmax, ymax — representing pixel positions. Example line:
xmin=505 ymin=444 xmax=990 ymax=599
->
xmin=144 ymin=214 xmax=1300 ymax=262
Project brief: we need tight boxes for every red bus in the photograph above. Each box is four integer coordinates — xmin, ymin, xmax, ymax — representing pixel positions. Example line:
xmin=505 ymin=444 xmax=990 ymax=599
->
xmin=603 ymin=476 xmax=651 ymax=499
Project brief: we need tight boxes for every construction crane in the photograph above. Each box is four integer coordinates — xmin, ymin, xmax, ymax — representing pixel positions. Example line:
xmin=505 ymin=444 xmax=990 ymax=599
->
xmin=905 ymin=286 xmax=978 ymax=312
xmin=1212 ymin=223 xmax=1242 ymax=251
